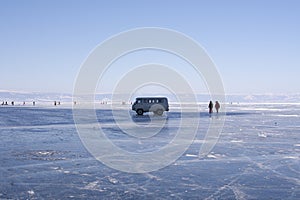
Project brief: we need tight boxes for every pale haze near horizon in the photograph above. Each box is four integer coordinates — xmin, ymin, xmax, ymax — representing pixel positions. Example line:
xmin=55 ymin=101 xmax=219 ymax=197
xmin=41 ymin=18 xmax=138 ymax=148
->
xmin=0 ymin=1 xmax=299 ymax=95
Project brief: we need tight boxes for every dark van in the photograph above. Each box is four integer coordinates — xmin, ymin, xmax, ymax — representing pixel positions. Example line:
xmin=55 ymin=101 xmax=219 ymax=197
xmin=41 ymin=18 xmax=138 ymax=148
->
xmin=132 ymin=97 xmax=169 ymax=115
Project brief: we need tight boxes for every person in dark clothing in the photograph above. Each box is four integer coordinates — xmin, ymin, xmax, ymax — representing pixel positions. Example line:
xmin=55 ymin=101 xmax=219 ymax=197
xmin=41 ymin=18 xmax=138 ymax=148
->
xmin=208 ymin=101 xmax=213 ymax=114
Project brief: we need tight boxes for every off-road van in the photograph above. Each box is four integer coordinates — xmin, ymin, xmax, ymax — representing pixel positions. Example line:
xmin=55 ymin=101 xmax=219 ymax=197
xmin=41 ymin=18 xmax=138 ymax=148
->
xmin=132 ymin=97 xmax=169 ymax=115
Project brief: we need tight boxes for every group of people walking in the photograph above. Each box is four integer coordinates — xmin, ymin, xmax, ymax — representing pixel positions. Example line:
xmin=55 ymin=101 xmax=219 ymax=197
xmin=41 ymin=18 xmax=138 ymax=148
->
xmin=1 ymin=101 xmax=36 ymax=106
xmin=208 ymin=101 xmax=220 ymax=114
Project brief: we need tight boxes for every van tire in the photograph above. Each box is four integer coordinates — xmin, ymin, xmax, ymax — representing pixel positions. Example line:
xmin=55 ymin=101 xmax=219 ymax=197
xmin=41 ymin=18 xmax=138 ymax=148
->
xmin=137 ymin=109 xmax=144 ymax=115
xmin=156 ymin=109 xmax=163 ymax=116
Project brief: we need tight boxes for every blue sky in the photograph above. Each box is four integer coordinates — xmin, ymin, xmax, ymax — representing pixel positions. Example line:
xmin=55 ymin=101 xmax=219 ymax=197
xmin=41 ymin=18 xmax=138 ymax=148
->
xmin=0 ymin=0 xmax=299 ymax=94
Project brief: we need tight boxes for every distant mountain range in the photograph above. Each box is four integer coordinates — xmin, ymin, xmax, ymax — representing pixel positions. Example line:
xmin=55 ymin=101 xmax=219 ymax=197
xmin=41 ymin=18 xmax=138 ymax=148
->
xmin=0 ymin=91 xmax=299 ymax=103
xmin=0 ymin=91 xmax=73 ymax=103
xmin=224 ymin=94 xmax=300 ymax=103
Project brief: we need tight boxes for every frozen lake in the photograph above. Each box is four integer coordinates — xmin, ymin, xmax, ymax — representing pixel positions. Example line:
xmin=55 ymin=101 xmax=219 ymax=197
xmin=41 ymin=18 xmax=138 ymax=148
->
xmin=0 ymin=103 xmax=299 ymax=199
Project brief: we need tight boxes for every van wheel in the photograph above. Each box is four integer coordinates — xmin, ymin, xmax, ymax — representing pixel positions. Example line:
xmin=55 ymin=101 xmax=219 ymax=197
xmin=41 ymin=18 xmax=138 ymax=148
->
xmin=137 ymin=109 xmax=143 ymax=115
xmin=156 ymin=109 xmax=163 ymax=116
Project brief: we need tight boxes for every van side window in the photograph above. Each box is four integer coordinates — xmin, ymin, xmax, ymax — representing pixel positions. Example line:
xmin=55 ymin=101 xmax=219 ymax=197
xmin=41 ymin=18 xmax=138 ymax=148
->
xmin=134 ymin=98 xmax=167 ymax=105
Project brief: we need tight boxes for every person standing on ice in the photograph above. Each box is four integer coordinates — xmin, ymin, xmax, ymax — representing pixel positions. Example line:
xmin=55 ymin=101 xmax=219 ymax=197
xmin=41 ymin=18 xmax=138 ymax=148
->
xmin=215 ymin=101 xmax=220 ymax=113
xmin=208 ymin=101 xmax=213 ymax=114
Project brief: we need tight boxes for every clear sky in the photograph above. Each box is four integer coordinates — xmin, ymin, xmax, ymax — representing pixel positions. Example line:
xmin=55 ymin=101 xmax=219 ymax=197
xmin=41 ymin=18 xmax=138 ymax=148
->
xmin=0 ymin=0 xmax=299 ymax=94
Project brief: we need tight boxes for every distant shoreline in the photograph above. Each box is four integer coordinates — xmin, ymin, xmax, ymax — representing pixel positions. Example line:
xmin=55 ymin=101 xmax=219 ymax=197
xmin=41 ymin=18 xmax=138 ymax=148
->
xmin=1 ymin=91 xmax=300 ymax=104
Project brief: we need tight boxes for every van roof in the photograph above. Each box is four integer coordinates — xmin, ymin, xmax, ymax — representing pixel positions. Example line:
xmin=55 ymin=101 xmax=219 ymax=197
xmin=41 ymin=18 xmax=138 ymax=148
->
xmin=135 ymin=97 xmax=168 ymax=99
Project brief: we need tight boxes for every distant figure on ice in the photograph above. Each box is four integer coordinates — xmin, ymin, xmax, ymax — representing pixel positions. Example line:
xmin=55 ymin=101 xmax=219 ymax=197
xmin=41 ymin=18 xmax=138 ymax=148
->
xmin=208 ymin=101 xmax=213 ymax=114
xmin=5 ymin=101 xmax=8 ymax=105
xmin=215 ymin=101 xmax=220 ymax=113
xmin=54 ymin=101 xmax=57 ymax=106
xmin=33 ymin=101 xmax=35 ymax=106
xmin=23 ymin=101 xmax=25 ymax=105
xmin=11 ymin=101 xmax=14 ymax=106
xmin=1 ymin=101 xmax=4 ymax=105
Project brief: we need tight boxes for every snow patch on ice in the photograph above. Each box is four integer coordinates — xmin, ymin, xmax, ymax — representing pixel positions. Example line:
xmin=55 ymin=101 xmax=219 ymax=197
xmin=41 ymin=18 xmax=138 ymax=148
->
xmin=283 ymin=156 xmax=299 ymax=159
xmin=192 ymin=140 xmax=205 ymax=144
xmin=206 ymin=154 xmax=217 ymax=159
xmin=107 ymin=176 xmax=119 ymax=184
xmin=258 ymin=132 xmax=267 ymax=138
xmin=83 ymin=180 xmax=101 ymax=191
xmin=145 ymin=173 xmax=162 ymax=181
xmin=230 ymin=185 xmax=248 ymax=200
xmin=275 ymin=114 xmax=299 ymax=117
xmin=185 ymin=154 xmax=198 ymax=157
xmin=230 ymin=140 xmax=244 ymax=143
xmin=206 ymin=153 xmax=226 ymax=159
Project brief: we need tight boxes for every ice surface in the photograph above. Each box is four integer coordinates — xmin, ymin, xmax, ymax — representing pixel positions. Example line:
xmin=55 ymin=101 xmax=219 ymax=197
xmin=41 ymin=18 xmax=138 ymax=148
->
xmin=0 ymin=104 xmax=299 ymax=199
